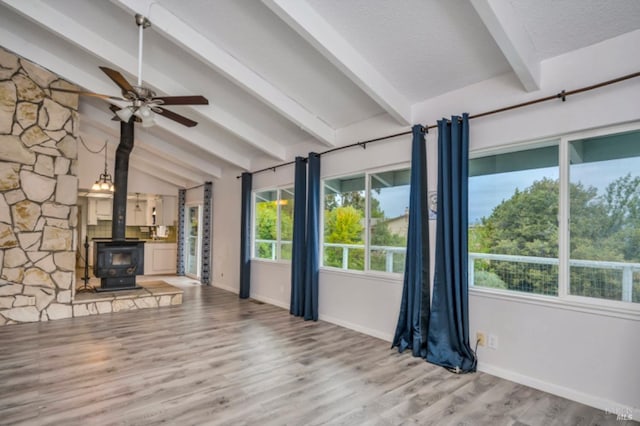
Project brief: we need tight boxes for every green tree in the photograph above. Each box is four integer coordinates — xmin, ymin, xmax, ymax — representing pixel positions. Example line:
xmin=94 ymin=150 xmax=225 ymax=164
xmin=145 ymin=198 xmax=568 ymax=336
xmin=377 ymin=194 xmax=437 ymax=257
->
xmin=256 ymin=201 xmax=277 ymax=258
xmin=470 ymin=175 xmax=640 ymax=300
xmin=324 ymin=206 xmax=364 ymax=269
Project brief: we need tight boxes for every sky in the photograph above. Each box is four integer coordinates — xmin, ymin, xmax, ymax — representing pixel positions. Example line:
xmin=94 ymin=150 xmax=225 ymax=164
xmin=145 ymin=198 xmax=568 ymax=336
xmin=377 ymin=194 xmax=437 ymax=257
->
xmin=468 ymin=157 xmax=639 ymax=224
xmin=337 ymin=157 xmax=638 ymax=224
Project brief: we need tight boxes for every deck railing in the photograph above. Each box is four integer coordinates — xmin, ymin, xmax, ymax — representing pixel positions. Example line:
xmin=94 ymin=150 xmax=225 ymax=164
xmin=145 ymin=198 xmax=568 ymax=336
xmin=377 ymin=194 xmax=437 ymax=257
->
xmin=255 ymin=241 xmax=639 ymax=302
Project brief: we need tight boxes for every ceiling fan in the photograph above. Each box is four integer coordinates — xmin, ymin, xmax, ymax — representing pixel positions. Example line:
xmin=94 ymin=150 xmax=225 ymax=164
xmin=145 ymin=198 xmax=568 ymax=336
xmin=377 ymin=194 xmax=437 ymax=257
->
xmin=51 ymin=14 xmax=208 ymax=128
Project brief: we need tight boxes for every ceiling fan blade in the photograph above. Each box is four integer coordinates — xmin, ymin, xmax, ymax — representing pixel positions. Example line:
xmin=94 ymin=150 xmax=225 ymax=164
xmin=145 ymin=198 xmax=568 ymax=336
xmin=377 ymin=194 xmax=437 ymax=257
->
xmin=151 ymin=95 xmax=209 ymax=106
xmin=155 ymin=107 xmax=198 ymax=127
xmin=99 ymin=66 xmax=135 ymax=94
xmin=50 ymin=87 xmax=124 ymax=101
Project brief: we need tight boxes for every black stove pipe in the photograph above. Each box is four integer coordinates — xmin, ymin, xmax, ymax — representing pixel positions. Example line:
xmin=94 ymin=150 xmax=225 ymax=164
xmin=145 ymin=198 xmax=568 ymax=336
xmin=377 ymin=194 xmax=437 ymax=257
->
xmin=111 ymin=119 xmax=135 ymax=241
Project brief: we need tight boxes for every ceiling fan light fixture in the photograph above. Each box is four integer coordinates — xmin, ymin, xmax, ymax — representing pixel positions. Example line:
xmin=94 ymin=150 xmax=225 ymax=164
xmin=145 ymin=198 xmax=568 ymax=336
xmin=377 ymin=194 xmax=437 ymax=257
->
xmin=142 ymin=116 xmax=156 ymax=128
xmin=136 ymin=105 xmax=156 ymax=127
xmin=116 ymin=106 xmax=134 ymax=122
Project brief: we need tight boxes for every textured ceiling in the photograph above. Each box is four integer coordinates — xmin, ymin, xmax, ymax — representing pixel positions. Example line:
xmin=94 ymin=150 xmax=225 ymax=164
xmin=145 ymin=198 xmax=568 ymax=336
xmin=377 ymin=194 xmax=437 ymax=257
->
xmin=509 ymin=0 xmax=640 ymax=60
xmin=306 ymin=0 xmax=513 ymax=103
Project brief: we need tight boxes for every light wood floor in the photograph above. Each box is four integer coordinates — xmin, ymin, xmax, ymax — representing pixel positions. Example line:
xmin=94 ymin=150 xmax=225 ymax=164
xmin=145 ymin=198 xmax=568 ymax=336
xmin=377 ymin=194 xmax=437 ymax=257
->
xmin=0 ymin=279 xmax=630 ymax=425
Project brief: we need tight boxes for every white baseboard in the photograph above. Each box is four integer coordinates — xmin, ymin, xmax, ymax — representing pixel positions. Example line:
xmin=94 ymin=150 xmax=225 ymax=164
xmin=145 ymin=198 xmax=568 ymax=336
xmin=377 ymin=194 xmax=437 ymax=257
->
xmin=250 ymin=293 xmax=288 ymax=310
xmin=211 ymin=282 xmax=238 ymax=294
xmin=250 ymin=293 xmax=394 ymax=342
xmin=477 ymin=362 xmax=638 ymax=420
xmin=317 ymin=313 xmax=394 ymax=343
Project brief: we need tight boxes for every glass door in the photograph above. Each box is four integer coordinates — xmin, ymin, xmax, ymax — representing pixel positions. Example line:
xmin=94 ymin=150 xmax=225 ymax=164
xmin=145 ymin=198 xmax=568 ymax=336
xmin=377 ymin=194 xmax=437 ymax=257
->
xmin=186 ymin=205 xmax=202 ymax=279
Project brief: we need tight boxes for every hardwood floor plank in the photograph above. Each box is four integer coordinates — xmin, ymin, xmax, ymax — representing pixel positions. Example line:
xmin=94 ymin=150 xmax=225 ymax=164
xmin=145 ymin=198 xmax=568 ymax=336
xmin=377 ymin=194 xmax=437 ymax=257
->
xmin=0 ymin=280 xmax=629 ymax=425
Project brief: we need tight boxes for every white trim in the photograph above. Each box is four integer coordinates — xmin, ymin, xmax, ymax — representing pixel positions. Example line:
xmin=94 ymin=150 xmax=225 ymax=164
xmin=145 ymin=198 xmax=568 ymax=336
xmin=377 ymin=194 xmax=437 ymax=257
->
xmin=320 ymin=163 xmax=411 ymax=273
xmin=477 ymin=362 xmax=640 ymax=420
xmin=252 ymin=185 xmax=295 ymax=262
xmin=211 ymin=281 xmax=238 ymax=294
xmin=558 ymin=135 xmax=570 ymax=299
xmin=470 ymin=287 xmax=640 ymax=321
xmin=469 ymin=120 xmax=640 ymax=318
xmin=320 ymin=266 xmax=403 ymax=284
xmin=250 ymin=293 xmax=289 ymax=310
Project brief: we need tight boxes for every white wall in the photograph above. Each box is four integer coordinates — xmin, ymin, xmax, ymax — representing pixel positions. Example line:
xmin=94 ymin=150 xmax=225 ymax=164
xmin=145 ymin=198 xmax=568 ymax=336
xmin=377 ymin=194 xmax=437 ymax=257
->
xmin=211 ymin=169 xmax=243 ymax=292
xmin=77 ymin=135 xmax=180 ymax=196
xmin=213 ymin=30 xmax=640 ymax=416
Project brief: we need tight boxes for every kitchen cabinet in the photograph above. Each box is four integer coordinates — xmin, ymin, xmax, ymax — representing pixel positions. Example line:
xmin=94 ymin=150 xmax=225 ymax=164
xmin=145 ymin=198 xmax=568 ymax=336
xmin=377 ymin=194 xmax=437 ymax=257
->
xmin=126 ymin=199 xmax=147 ymax=226
xmin=144 ymin=242 xmax=177 ymax=275
xmin=87 ymin=198 xmax=112 ymax=225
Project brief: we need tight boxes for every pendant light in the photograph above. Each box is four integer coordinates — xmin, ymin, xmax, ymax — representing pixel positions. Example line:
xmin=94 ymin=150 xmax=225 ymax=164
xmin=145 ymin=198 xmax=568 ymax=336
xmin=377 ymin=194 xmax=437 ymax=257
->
xmin=91 ymin=143 xmax=115 ymax=194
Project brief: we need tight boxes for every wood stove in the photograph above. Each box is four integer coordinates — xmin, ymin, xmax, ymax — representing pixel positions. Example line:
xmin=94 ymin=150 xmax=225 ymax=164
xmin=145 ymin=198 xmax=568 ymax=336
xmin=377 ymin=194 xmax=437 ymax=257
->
xmin=93 ymin=240 xmax=145 ymax=291
xmin=93 ymin=119 xmax=146 ymax=292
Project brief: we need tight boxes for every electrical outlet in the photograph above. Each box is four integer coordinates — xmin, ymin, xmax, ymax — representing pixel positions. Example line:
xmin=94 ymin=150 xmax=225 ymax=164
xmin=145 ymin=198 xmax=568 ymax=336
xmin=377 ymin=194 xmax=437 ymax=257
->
xmin=476 ymin=332 xmax=486 ymax=347
xmin=488 ymin=334 xmax=498 ymax=350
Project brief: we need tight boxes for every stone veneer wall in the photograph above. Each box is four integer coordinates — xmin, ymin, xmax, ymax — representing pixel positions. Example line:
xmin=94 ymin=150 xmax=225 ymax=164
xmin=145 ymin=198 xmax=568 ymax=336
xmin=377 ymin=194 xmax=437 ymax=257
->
xmin=0 ymin=46 xmax=79 ymax=325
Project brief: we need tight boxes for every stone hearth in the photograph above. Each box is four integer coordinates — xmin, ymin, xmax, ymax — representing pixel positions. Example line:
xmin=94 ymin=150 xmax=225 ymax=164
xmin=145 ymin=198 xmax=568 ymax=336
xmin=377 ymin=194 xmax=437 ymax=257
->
xmin=73 ymin=280 xmax=183 ymax=316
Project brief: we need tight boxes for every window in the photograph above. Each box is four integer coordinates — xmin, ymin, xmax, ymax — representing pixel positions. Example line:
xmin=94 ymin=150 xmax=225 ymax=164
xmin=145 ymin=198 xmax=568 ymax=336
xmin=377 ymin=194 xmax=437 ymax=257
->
xmin=469 ymin=127 xmax=640 ymax=306
xmin=469 ymin=145 xmax=560 ymax=295
xmin=253 ymin=187 xmax=294 ymax=261
xmin=323 ymin=167 xmax=410 ymax=273
xmin=569 ymin=132 xmax=640 ymax=303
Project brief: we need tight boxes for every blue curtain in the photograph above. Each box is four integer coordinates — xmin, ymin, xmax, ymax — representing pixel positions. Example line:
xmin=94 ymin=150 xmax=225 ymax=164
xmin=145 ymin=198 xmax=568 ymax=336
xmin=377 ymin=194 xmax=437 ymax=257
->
xmin=239 ymin=172 xmax=252 ymax=299
xmin=304 ymin=153 xmax=320 ymax=321
xmin=392 ymin=125 xmax=430 ymax=357
xmin=426 ymin=114 xmax=476 ymax=373
xmin=290 ymin=157 xmax=307 ymax=316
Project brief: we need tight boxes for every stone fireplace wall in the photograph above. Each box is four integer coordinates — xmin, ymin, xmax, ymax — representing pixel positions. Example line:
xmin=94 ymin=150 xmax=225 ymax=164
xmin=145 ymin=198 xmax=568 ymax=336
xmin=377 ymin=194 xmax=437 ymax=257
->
xmin=0 ymin=46 xmax=79 ymax=325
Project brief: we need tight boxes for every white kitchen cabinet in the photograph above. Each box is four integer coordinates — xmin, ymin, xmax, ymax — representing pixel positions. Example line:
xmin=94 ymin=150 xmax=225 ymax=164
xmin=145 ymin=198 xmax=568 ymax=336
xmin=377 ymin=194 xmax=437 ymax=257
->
xmin=87 ymin=198 xmax=112 ymax=225
xmin=126 ymin=199 xmax=147 ymax=226
xmin=143 ymin=242 xmax=177 ymax=275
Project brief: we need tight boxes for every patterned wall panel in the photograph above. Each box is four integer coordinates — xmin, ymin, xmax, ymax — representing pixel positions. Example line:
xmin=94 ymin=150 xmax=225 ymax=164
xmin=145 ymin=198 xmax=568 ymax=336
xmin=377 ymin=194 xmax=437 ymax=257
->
xmin=201 ymin=182 xmax=212 ymax=285
xmin=177 ymin=188 xmax=186 ymax=275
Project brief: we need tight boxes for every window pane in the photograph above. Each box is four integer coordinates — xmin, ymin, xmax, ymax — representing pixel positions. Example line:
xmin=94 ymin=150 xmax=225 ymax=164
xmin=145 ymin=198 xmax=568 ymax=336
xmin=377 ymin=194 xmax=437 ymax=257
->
xmin=254 ymin=190 xmax=277 ymax=260
xmin=469 ymin=145 xmax=559 ymax=296
xmin=369 ymin=169 xmax=410 ymax=273
xmin=324 ymin=175 xmax=365 ymax=270
xmin=280 ymin=187 xmax=294 ymax=260
xmin=569 ymin=130 xmax=640 ymax=303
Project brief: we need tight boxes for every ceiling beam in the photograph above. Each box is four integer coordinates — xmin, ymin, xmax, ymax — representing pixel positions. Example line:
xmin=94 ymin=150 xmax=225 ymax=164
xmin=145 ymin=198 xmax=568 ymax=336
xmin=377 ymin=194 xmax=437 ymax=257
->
xmin=113 ymin=0 xmax=336 ymax=146
xmin=470 ymin=0 xmax=540 ymax=92
xmin=263 ymin=0 xmax=411 ymax=125
xmin=80 ymin=102 xmax=221 ymax=179
xmin=1 ymin=0 xmax=252 ymax=170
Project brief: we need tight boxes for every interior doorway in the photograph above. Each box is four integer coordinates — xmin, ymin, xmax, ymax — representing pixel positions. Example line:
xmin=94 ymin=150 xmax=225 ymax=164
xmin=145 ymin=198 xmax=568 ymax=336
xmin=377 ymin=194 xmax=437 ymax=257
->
xmin=185 ymin=204 xmax=202 ymax=279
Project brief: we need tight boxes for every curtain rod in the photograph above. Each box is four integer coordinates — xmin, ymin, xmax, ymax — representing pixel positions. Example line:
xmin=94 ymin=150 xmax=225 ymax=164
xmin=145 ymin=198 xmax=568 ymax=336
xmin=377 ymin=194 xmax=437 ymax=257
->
xmin=238 ymin=71 xmax=640 ymax=179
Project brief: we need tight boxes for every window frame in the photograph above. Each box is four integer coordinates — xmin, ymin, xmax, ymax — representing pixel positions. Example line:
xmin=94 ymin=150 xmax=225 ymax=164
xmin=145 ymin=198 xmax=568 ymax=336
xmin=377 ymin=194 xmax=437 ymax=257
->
xmin=469 ymin=121 xmax=640 ymax=320
xmin=320 ymin=162 xmax=411 ymax=277
xmin=252 ymin=185 xmax=294 ymax=263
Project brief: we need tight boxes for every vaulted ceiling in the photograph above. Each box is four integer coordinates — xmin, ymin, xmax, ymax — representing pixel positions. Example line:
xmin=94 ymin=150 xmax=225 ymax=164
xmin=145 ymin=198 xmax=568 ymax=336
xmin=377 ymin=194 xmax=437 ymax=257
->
xmin=2 ymin=0 xmax=639 ymax=188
